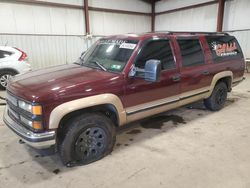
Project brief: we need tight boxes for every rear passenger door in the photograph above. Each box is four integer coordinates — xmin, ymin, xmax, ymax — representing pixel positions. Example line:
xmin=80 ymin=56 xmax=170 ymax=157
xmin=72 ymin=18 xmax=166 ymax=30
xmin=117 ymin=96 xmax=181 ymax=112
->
xmin=176 ymin=37 xmax=213 ymax=96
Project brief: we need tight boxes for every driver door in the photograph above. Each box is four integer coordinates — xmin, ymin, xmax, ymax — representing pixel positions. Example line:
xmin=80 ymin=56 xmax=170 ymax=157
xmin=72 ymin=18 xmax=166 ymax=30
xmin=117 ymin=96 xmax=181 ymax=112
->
xmin=123 ymin=38 xmax=181 ymax=117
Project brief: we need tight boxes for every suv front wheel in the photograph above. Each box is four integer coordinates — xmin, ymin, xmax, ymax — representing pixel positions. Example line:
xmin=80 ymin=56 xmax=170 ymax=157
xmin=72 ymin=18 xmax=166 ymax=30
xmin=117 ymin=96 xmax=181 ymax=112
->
xmin=204 ymin=82 xmax=228 ymax=111
xmin=59 ymin=113 xmax=116 ymax=166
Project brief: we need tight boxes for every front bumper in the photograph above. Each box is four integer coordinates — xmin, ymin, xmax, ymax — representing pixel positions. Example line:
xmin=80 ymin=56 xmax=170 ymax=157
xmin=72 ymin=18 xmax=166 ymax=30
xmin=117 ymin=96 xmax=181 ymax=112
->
xmin=3 ymin=106 xmax=56 ymax=149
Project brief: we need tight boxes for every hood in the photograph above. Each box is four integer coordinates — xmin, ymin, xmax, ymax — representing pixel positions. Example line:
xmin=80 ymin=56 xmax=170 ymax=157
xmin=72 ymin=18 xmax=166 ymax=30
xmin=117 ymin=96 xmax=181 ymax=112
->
xmin=8 ymin=64 xmax=123 ymax=103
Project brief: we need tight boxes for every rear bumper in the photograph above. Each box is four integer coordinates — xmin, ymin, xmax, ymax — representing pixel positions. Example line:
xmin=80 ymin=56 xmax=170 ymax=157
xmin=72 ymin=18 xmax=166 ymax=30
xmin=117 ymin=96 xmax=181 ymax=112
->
xmin=3 ymin=106 xmax=56 ymax=149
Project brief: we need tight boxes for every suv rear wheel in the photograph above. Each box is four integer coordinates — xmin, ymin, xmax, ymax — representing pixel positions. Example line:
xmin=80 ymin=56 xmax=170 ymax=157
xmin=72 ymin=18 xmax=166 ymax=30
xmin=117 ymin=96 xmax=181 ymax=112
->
xmin=59 ymin=113 xmax=116 ymax=166
xmin=0 ymin=70 xmax=17 ymax=90
xmin=204 ymin=82 xmax=228 ymax=111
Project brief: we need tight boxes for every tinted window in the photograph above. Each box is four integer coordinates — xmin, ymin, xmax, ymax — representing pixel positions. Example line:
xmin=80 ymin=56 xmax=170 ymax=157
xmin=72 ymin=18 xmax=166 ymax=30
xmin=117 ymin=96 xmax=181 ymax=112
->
xmin=0 ymin=50 xmax=12 ymax=59
xmin=135 ymin=40 xmax=175 ymax=70
xmin=178 ymin=39 xmax=205 ymax=67
xmin=0 ymin=50 xmax=3 ymax=59
xmin=206 ymin=36 xmax=243 ymax=63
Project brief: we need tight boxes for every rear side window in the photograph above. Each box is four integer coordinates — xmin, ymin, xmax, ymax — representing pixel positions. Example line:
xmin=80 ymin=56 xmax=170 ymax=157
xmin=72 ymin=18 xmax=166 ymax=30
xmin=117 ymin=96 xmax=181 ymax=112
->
xmin=0 ymin=50 xmax=12 ymax=59
xmin=177 ymin=39 xmax=205 ymax=67
xmin=135 ymin=40 xmax=176 ymax=70
xmin=206 ymin=36 xmax=243 ymax=63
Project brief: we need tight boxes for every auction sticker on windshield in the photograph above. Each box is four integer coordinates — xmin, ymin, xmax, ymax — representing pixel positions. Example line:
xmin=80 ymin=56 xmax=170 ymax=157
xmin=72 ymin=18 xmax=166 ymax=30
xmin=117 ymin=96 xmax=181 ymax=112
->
xmin=111 ymin=64 xmax=122 ymax=70
xmin=119 ymin=43 xmax=136 ymax=50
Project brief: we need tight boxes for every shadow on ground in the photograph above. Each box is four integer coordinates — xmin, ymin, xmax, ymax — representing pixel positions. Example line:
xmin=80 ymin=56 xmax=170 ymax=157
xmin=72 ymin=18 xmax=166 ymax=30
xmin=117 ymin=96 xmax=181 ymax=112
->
xmin=0 ymin=93 xmax=246 ymax=184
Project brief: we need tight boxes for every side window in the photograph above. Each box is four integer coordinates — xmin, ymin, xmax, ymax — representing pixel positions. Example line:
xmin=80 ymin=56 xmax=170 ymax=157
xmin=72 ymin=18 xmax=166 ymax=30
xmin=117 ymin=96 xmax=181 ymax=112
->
xmin=206 ymin=36 xmax=243 ymax=63
xmin=0 ymin=50 xmax=12 ymax=59
xmin=135 ymin=40 xmax=176 ymax=70
xmin=177 ymin=39 xmax=205 ymax=67
xmin=0 ymin=50 xmax=4 ymax=59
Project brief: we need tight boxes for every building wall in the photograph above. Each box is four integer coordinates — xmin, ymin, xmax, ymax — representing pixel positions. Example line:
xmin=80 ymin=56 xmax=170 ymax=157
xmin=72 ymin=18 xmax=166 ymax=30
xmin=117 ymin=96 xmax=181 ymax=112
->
xmin=155 ymin=0 xmax=213 ymax=12
xmin=155 ymin=0 xmax=250 ymax=58
xmin=0 ymin=34 xmax=98 ymax=68
xmin=90 ymin=12 xmax=150 ymax=35
xmin=0 ymin=0 xmax=151 ymax=69
xmin=155 ymin=3 xmax=218 ymax=32
xmin=224 ymin=0 xmax=250 ymax=58
xmin=1 ymin=0 xmax=249 ymax=69
xmin=89 ymin=0 xmax=151 ymax=12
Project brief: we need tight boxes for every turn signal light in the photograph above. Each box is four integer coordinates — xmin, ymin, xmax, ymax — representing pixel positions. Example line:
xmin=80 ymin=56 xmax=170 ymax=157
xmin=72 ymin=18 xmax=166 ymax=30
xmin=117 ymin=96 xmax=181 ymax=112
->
xmin=33 ymin=121 xmax=43 ymax=130
xmin=32 ymin=106 xmax=42 ymax=115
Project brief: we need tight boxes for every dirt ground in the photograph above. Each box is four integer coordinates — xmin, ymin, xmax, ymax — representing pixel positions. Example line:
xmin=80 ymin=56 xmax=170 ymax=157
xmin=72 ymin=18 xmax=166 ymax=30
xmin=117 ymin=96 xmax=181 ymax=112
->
xmin=0 ymin=74 xmax=250 ymax=188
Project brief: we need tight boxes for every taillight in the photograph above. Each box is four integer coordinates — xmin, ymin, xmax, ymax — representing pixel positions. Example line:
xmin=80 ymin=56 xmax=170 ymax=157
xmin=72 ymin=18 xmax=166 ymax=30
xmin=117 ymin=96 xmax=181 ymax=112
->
xmin=14 ymin=47 xmax=27 ymax=61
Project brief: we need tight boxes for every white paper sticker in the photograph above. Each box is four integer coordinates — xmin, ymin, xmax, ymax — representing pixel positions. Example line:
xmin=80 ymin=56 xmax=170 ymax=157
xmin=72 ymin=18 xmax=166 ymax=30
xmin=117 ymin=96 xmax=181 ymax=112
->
xmin=119 ymin=43 xmax=136 ymax=50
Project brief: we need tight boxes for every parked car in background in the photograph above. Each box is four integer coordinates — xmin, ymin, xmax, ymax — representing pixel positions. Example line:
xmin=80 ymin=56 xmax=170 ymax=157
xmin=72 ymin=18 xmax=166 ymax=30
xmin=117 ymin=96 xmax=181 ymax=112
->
xmin=0 ymin=46 xmax=31 ymax=89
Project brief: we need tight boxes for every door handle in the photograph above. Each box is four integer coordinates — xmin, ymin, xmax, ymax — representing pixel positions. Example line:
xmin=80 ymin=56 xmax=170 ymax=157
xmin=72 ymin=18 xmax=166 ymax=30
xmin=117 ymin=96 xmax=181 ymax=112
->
xmin=202 ymin=70 xmax=210 ymax=75
xmin=172 ymin=75 xmax=181 ymax=82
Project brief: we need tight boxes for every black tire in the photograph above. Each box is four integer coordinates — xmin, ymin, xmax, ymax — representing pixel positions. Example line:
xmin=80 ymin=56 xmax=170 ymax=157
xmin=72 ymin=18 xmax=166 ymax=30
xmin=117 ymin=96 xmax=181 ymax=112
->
xmin=59 ymin=113 xmax=116 ymax=167
xmin=0 ymin=70 xmax=17 ymax=90
xmin=204 ymin=82 xmax=228 ymax=111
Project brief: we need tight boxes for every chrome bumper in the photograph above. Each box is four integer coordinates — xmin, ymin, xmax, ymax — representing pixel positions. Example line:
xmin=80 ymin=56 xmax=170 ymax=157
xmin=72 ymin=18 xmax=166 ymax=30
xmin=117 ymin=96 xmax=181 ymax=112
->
xmin=3 ymin=106 xmax=56 ymax=149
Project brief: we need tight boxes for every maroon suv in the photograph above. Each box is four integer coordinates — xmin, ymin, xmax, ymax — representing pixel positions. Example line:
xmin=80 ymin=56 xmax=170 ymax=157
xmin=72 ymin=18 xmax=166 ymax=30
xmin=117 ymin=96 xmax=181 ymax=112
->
xmin=3 ymin=31 xmax=245 ymax=166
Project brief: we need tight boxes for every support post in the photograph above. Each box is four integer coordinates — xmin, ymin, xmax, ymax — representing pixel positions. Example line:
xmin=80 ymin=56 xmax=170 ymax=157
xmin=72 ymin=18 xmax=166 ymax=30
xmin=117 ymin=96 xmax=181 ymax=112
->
xmin=84 ymin=0 xmax=90 ymax=35
xmin=151 ymin=1 xmax=155 ymax=32
xmin=217 ymin=0 xmax=225 ymax=32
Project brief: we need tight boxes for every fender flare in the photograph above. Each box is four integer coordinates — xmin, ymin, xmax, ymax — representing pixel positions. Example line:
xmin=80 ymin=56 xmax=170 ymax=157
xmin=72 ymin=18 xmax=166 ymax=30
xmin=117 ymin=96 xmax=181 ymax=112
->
xmin=206 ymin=71 xmax=233 ymax=98
xmin=49 ymin=94 xmax=127 ymax=129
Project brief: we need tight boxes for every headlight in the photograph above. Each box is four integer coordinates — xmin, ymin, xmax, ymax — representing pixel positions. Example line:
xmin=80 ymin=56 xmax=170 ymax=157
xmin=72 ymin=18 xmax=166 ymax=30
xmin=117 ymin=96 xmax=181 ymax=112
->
xmin=20 ymin=115 xmax=43 ymax=130
xmin=18 ymin=100 xmax=32 ymax=113
xmin=20 ymin=115 xmax=33 ymax=127
xmin=18 ymin=100 xmax=42 ymax=115
xmin=7 ymin=93 xmax=43 ymax=130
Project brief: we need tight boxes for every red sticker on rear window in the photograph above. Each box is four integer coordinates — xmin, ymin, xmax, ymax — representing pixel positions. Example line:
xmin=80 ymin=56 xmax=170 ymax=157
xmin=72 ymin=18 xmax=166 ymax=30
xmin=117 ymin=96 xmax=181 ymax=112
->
xmin=211 ymin=42 xmax=238 ymax=57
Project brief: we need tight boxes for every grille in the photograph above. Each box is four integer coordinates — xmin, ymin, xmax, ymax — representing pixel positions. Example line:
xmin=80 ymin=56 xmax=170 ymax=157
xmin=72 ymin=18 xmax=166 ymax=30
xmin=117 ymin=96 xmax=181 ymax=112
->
xmin=6 ymin=92 xmax=20 ymax=122
xmin=6 ymin=92 xmax=18 ymax=106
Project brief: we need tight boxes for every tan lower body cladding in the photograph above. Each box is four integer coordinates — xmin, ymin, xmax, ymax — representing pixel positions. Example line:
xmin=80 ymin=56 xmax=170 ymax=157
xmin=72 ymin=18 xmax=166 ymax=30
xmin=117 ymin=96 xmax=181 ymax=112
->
xmin=49 ymin=71 xmax=243 ymax=129
xmin=125 ymin=87 xmax=210 ymax=123
xmin=125 ymin=71 xmax=245 ymax=124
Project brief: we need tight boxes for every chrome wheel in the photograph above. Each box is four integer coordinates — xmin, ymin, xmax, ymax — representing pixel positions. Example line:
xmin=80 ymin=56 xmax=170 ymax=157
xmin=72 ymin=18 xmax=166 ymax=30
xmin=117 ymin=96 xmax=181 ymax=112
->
xmin=74 ymin=127 xmax=107 ymax=161
xmin=0 ymin=74 xmax=12 ymax=88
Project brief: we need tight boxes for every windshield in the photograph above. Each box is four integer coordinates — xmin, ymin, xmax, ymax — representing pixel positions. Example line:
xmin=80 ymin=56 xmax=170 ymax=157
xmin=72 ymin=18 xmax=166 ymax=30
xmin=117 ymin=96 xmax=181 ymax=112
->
xmin=78 ymin=39 xmax=138 ymax=72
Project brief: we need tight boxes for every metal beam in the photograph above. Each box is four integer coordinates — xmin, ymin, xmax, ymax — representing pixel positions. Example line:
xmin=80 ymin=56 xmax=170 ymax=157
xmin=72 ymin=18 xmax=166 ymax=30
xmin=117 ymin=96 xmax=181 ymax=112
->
xmin=3 ymin=0 xmax=150 ymax=16
xmin=84 ymin=0 xmax=90 ymax=35
xmin=151 ymin=1 xmax=155 ymax=32
xmin=88 ymin=7 xmax=150 ymax=16
xmin=156 ymin=0 xmax=218 ymax=15
xmin=3 ymin=0 xmax=83 ymax=9
xmin=216 ymin=0 xmax=225 ymax=32
xmin=0 ymin=33 xmax=105 ymax=37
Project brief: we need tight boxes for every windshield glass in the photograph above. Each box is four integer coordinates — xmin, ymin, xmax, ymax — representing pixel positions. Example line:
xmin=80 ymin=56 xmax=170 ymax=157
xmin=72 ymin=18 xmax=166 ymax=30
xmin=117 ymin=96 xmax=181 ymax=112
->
xmin=78 ymin=39 xmax=138 ymax=72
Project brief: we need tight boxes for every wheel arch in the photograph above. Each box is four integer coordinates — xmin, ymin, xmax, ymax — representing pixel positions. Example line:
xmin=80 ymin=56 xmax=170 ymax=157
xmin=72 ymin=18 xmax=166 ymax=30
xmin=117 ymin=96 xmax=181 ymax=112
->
xmin=206 ymin=71 xmax=233 ymax=98
xmin=0 ymin=68 xmax=19 ymax=74
xmin=49 ymin=94 xmax=127 ymax=130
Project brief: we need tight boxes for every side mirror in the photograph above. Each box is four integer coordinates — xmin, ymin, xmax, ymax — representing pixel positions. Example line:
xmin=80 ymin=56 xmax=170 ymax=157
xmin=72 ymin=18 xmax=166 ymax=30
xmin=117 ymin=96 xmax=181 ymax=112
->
xmin=144 ymin=59 xmax=161 ymax=82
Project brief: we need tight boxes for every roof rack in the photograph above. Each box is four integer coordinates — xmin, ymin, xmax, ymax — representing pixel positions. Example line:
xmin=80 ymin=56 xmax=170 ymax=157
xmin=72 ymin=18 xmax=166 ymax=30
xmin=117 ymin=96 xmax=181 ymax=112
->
xmin=154 ymin=31 xmax=229 ymax=36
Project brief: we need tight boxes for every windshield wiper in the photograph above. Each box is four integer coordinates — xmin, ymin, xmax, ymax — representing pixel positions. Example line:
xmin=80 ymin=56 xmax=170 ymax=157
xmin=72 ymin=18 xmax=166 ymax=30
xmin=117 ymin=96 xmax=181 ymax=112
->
xmin=73 ymin=61 xmax=80 ymax=65
xmin=90 ymin=60 xmax=107 ymax=71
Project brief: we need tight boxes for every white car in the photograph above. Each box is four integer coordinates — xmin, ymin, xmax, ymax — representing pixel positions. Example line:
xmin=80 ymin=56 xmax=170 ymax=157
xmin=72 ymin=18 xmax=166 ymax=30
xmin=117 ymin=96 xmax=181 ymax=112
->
xmin=0 ymin=46 xmax=31 ymax=89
